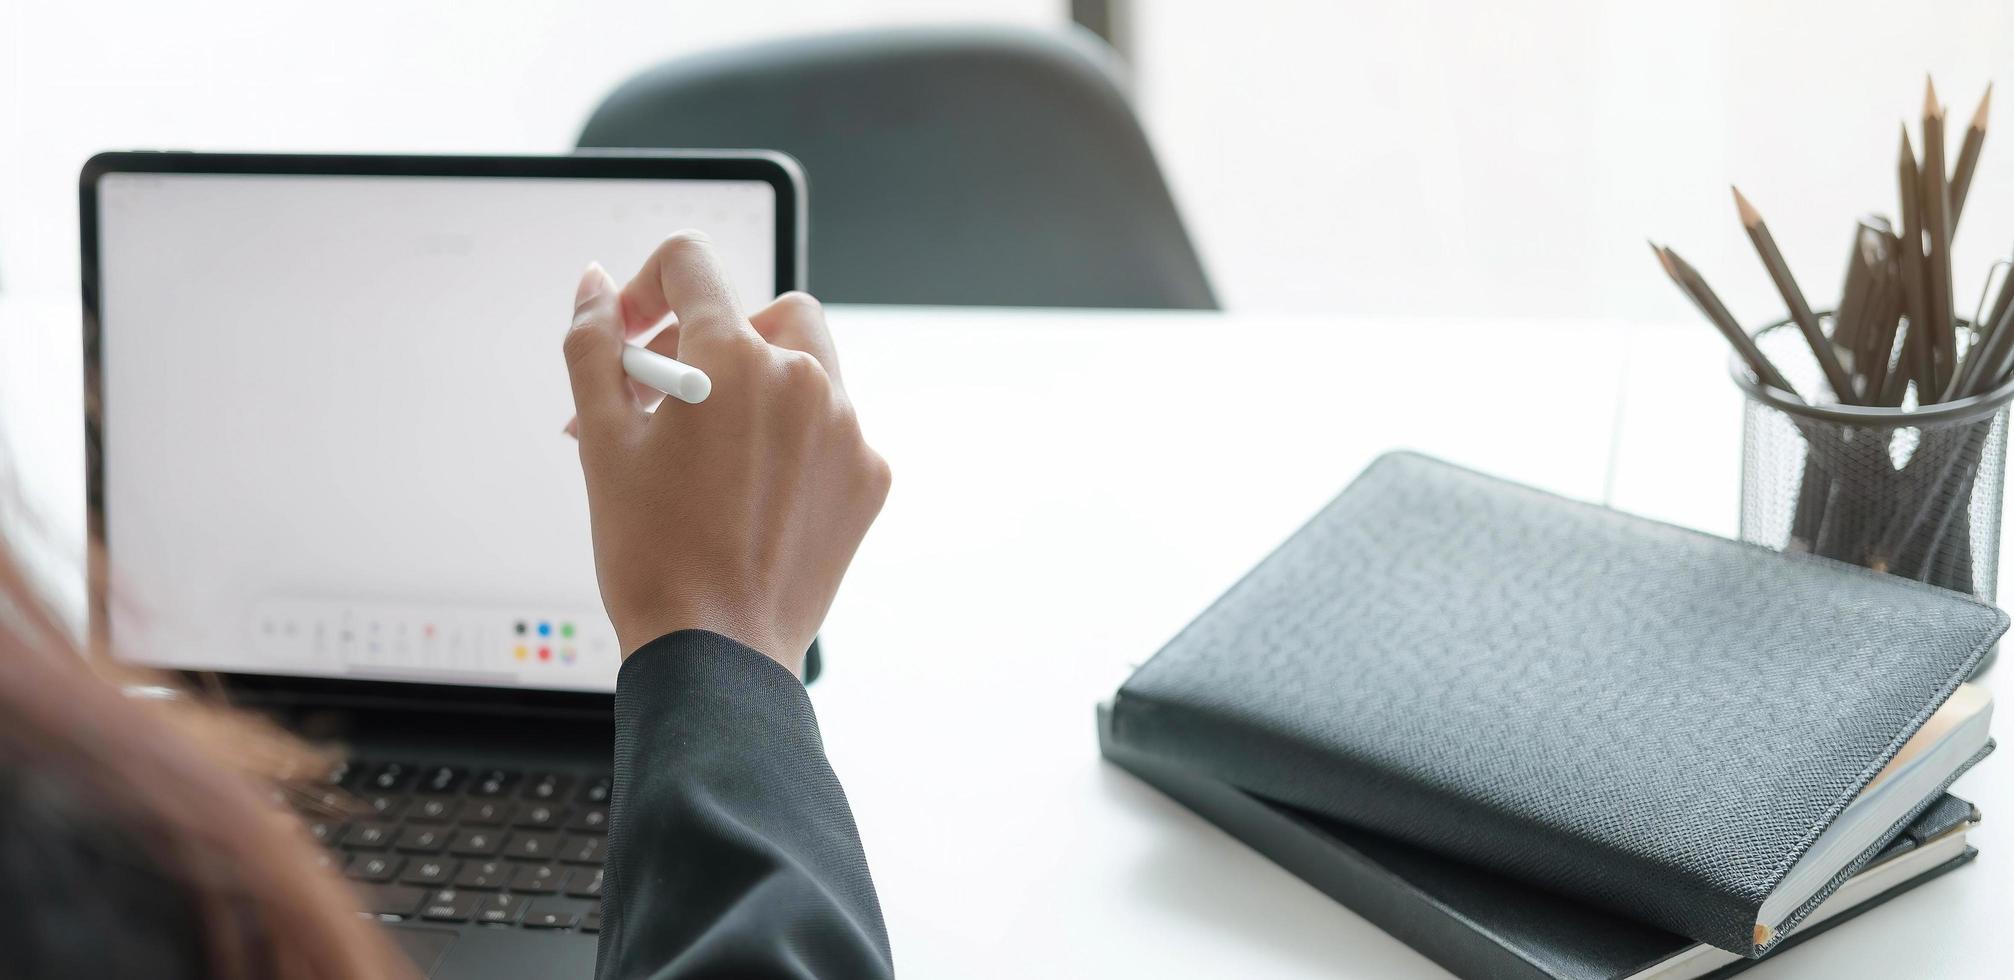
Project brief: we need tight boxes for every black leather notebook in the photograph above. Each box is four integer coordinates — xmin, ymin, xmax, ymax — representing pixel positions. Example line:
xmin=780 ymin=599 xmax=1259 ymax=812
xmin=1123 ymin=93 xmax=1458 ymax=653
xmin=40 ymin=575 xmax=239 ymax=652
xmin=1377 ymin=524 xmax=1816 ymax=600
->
xmin=1108 ymin=452 xmax=2003 ymax=956
xmin=1100 ymin=705 xmax=1979 ymax=980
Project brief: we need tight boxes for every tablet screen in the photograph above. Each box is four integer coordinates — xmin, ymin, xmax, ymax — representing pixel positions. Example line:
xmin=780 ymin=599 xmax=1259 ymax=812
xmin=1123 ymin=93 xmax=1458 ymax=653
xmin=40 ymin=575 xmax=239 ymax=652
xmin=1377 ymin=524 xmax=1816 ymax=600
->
xmin=93 ymin=167 xmax=779 ymax=693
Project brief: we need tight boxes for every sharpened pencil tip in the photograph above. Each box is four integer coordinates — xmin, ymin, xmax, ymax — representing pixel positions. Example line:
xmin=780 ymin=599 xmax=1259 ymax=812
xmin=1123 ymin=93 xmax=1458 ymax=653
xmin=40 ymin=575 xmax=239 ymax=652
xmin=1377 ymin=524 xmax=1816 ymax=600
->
xmin=1974 ymin=82 xmax=1993 ymax=131
xmin=1650 ymin=242 xmax=1679 ymax=277
xmin=1900 ymin=124 xmax=1916 ymax=159
xmin=1926 ymin=75 xmax=1941 ymax=115
xmin=1731 ymin=186 xmax=1761 ymax=227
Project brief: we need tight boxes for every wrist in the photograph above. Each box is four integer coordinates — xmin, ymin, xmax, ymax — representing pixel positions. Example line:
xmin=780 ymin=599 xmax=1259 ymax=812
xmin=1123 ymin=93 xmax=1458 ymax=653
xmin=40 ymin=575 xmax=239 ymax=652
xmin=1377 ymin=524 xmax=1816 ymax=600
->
xmin=615 ymin=609 xmax=801 ymax=677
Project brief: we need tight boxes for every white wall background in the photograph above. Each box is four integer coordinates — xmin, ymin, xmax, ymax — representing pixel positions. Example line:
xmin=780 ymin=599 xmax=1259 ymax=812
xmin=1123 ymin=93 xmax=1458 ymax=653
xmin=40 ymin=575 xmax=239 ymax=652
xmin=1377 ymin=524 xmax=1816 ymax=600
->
xmin=1133 ymin=0 xmax=2014 ymax=324
xmin=3 ymin=0 xmax=2011 ymax=324
xmin=0 ymin=0 xmax=1053 ymax=300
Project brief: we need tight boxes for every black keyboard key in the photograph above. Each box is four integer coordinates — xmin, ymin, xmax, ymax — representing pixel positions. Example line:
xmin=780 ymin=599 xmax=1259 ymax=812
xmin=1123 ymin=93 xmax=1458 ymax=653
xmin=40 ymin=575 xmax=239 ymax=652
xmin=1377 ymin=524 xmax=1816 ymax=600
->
xmin=345 ymin=853 xmax=402 ymax=882
xmin=474 ymin=893 xmax=527 ymax=926
xmin=469 ymin=769 xmax=520 ymax=797
xmin=503 ymin=832 xmax=557 ymax=860
xmin=362 ymin=762 xmax=418 ymax=793
xmin=419 ymin=887 xmax=480 ymax=923
xmin=580 ymin=909 xmax=602 ymax=933
xmin=362 ymin=794 xmax=406 ymax=821
xmin=453 ymin=859 xmax=510 ymax=890
xmin=520 ymin=898 xmax=582 ymax=930
xmin=508 ymin=862 xmax=561 ymax=894
xmin=325 ymin=759 xmax=357 ymax=787
xmin=559 ymin=835 xmax=603 ymax=865
xmin=577 ymin=777 xmax=611 ymax=805
xmin=313 ymin=850 xmax=341 ymax=872
xmin=520 ymin=773 xmax=573 ymax=802
xmin=457 ymin=800 xmax=514 ymax=827
xmin=395 ymin=826 xmax=448 ymax=853
xmin=515 ymin=803 xmax=567 ymax=829
xmin=359 ymin=883 xmax=426 ymax=917
xmin=563 ymin=867 xmax=603 ymax=899
xmin=448 ymin=830 xmax=503 ymax=856
xmin=339 ymin=760 xmax=375 ymax=792
xmin=401 ymin=858 xmax=458 ymax=887
xmin=566 ymin=807 xmax=608 ymax=833
xmin=408 ymin=797 xmax=456 ymax=824
xmin=418 ymin=765 xmax=467 ymax=794
xmin=304 ymin=818 xmax=345 ymax=845
xmin=341 ymin=822 xmax=395 ymax=850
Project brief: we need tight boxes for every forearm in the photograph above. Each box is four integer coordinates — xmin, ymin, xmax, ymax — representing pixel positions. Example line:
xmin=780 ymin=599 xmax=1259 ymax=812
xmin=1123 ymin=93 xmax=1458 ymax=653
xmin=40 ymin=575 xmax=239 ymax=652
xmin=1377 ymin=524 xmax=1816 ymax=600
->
xmin=596 ymin=630 xmax=891 ymax=980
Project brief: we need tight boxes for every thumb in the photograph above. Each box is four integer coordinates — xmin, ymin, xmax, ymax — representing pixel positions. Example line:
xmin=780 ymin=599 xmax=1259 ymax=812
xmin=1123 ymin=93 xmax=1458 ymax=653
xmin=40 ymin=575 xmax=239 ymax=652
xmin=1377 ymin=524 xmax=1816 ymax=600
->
xmin=562 ymin=262 xmax=640 ymax=440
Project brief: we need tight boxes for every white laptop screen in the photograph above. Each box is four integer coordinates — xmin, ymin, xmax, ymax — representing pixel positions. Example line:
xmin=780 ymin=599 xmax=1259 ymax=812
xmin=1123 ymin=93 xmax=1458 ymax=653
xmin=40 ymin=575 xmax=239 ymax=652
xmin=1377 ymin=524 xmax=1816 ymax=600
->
xmin=93 ymin=169 xmax=779 ymax=693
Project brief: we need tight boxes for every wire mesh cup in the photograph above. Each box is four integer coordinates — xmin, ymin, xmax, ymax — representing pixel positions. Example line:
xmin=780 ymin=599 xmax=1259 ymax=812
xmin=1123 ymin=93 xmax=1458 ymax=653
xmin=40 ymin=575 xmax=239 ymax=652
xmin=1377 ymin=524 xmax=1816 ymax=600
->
xmin=1738 ymin=316 xmax=2012 ymax=615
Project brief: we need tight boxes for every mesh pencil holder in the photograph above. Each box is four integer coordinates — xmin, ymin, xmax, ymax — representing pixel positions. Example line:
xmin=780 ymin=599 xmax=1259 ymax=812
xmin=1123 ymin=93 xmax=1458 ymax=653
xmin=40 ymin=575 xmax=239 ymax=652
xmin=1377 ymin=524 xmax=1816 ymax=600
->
xmin=1737 ymin=317 xmax=2013 ymax=628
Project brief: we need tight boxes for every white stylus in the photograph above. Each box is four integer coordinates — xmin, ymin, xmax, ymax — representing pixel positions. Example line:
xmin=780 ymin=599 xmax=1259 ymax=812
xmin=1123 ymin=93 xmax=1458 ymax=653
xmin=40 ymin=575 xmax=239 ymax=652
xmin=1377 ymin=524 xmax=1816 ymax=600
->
xmin=622 ymin=345 xmax=712 ymax=404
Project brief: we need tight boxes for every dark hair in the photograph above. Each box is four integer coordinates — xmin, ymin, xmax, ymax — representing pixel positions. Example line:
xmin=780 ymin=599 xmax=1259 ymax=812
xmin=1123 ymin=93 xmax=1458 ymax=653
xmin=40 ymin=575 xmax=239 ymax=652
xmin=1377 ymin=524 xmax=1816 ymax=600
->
xmin=0 ymin=520 xmax=408 ymax=977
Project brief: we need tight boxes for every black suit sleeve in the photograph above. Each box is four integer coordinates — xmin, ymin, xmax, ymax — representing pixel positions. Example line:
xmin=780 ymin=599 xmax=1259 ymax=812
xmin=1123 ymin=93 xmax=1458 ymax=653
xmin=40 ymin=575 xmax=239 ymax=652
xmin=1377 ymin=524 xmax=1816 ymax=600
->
xmin=596 ymin=630 xmax=892 ymax=980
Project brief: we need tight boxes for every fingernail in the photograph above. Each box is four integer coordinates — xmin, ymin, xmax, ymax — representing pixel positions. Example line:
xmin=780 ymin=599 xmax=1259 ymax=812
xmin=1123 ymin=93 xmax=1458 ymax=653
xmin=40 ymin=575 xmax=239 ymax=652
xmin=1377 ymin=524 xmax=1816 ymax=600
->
xmin=575 ymin=262 xmax=607 ymax=307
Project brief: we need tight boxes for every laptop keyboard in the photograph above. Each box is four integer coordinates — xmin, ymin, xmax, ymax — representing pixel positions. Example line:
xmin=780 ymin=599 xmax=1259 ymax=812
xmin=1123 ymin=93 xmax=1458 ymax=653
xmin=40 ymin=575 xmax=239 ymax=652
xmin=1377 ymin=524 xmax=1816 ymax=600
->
xmin=300 ymin=760 xmax=609 ymax=934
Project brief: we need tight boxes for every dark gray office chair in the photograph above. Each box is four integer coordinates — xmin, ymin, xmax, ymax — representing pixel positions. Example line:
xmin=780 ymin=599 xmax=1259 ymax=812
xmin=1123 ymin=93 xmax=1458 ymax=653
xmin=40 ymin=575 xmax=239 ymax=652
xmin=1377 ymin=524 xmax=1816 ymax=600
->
xmin=579 ymin=26 xmax=1217 ymax=309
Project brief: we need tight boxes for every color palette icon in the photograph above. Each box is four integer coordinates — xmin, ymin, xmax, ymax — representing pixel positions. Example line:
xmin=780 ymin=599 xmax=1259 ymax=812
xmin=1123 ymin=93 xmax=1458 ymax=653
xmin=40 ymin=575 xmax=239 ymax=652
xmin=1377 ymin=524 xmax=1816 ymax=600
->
xmin=249 ymin=600 xmax=610 ymax=677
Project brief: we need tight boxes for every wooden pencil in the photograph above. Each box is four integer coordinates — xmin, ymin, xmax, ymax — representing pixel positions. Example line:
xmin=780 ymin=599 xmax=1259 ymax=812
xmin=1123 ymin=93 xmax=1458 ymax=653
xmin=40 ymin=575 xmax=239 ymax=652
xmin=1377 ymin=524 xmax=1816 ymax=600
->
xmin=1960 ymin=255 xmax=2010 ymax=391
xmin=1834 ymin=223 xmax=1877 ymax=361
xmin=1858 ymin=221 xmax=1898 ymax=372
xmin=1963 ymin=293 xmax=2014 ymax=397
xmin=1923 ymin=80 xmax=1959 ymax=397
xmin=1950 ymin=83 xmax=1991 ymax=227
xmin=1863 ymin=248 xmax=1904 ymax=402
xmin=1846 ymin=218 xmax=1896 ymax=381
xmin=1653 ymin=242 xmax=1801 ymax=396
xmin=1987 ymin=259 xmax=2014 ymax=346
xmin=1951 ymin=257 xmax=2014 ymax=397
xmin=1733 ymin=187 xmax=1859 ymax=402
xmin=1958 ymin=305 xmax=2014 ymax=397
xmin=1897 ymin=128 xmax=1936 ymax=402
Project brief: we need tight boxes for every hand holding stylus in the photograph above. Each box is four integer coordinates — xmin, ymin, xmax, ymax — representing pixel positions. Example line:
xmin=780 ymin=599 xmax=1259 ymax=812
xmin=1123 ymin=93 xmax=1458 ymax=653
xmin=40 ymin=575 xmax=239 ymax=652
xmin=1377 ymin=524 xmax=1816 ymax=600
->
xmin=561 ymin=232 xmax=890 ymax=675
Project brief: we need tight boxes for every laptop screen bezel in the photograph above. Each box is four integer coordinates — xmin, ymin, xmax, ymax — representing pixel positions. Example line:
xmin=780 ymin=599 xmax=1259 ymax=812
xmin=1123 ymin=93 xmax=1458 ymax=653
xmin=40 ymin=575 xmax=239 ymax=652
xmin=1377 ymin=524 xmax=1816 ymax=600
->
xmin=79 ymin=150 xmax=806 ymax=712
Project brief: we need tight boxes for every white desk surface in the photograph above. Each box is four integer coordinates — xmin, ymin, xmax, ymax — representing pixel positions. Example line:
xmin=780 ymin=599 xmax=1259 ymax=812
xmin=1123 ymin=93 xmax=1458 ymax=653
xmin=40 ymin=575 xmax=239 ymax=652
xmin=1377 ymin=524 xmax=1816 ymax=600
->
xmin=0 ymin=298 xmax=2004 ymax=978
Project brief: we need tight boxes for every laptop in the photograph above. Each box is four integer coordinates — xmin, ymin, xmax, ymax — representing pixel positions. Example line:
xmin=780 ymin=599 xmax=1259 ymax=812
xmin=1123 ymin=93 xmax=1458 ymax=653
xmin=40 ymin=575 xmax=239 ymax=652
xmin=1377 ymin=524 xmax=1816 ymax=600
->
xmin=80 ymin=150 xmax=806 ymax=978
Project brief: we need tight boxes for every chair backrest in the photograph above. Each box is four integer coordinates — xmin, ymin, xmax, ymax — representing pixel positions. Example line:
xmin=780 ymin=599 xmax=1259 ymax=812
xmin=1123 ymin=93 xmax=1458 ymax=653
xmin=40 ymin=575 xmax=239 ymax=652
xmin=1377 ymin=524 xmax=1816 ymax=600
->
xmin=579 ymin=26 xmax=1217 ymax=309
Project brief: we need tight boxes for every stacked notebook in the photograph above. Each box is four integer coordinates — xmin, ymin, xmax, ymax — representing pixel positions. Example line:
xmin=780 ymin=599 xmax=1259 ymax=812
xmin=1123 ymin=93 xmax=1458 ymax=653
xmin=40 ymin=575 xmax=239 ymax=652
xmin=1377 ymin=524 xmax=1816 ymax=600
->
xmin=1101 ymin=452 xmax=2001 ymax=978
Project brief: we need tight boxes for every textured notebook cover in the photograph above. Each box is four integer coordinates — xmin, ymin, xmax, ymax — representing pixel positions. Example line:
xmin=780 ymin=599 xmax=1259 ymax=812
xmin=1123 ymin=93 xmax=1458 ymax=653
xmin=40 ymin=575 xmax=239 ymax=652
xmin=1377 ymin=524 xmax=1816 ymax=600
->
xmin=1100 ymin=704 xmax=1978 ymax=980
xmin=1110 ymin=451 xmax=2004 ymax=956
